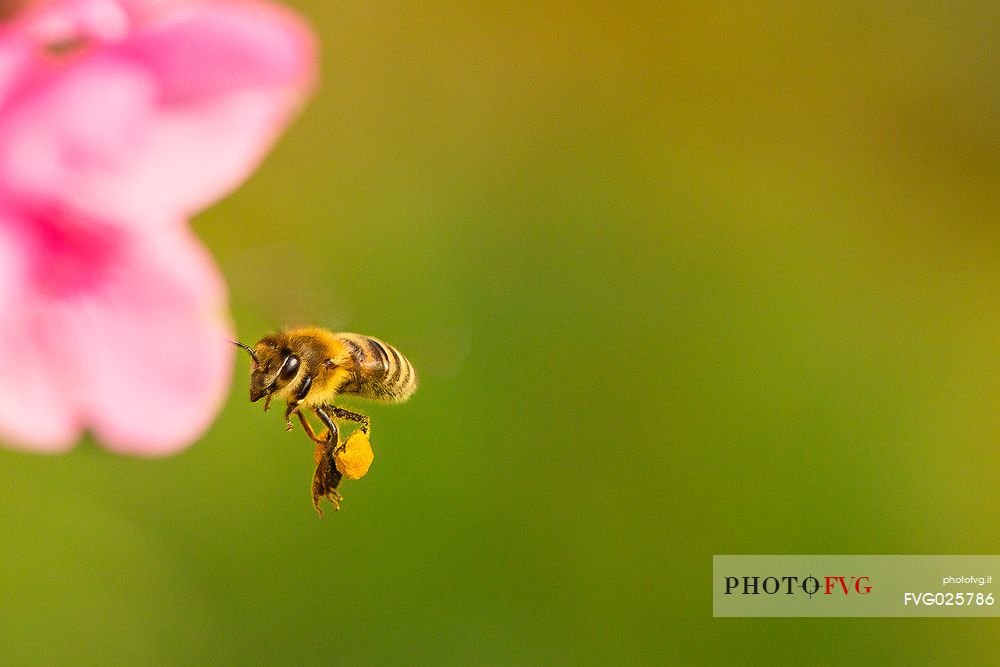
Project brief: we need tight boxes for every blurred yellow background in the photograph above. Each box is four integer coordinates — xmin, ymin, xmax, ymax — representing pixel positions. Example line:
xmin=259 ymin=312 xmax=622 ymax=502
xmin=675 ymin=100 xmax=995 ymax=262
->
xmin=2 ymin=2 xmax=999 ymax=663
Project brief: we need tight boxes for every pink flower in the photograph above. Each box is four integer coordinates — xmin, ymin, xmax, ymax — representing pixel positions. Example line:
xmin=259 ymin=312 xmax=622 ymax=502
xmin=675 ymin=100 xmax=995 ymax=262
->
xmin=0 ymin=0 xmax=316 ymax=455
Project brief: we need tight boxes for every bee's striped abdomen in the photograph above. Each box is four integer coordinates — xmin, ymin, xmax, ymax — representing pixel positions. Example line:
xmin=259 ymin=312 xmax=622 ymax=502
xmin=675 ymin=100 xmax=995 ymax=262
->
xmin=336 ymin=333 xmax=417 ymax=403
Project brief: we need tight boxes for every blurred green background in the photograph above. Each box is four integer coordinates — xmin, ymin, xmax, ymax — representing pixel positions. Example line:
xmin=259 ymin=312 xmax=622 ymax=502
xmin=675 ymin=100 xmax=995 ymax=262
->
xmin=3 ymin=1 xmax=1000 ymax=664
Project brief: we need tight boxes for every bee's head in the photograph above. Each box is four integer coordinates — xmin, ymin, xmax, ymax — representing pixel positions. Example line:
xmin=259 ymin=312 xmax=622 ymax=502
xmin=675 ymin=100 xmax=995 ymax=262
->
xmin=231 ymin=338 xmax=302 ymax=407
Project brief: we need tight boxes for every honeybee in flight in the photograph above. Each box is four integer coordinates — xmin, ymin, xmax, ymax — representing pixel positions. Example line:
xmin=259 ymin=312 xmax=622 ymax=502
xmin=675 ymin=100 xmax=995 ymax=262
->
xmin=231 ymin=327 xmax=417 ymax=515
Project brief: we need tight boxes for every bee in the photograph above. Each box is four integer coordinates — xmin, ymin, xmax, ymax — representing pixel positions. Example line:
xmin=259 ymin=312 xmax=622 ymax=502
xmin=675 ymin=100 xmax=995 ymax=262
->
xmin=231 ymin=327 xmax=417 ymax=515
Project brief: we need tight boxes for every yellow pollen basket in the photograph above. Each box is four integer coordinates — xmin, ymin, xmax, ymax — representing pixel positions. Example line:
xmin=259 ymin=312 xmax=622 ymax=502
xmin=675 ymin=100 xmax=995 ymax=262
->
xmin=335 ymin=429 xmax=374 ymax=480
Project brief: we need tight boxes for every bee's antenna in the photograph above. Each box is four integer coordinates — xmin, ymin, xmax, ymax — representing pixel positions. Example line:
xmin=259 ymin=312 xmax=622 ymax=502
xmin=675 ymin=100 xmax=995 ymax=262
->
xmin=228 ymin=339 xmax=259 ymax=365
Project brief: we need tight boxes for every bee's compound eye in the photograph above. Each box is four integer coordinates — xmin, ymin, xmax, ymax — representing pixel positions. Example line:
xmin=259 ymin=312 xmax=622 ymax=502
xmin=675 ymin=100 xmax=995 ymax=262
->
xmin=280 ymin=353 xmax=300 ymax=381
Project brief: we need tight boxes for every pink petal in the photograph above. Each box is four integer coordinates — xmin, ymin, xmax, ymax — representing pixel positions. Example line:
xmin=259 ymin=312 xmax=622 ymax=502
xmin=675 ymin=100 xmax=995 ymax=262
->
xmin=25 ymin=0 xmax=130 ymax=44
xmin=0 ymin=29 xmax=32 ymax=110
xmin=0 ymin=210 xmax=84 ymax=451
xmin=0 ymin=215 xmax=233 ymax=455
xmin=108 ymin=0 xmax=316 ymax=217
xmin=0 ymin=0 xmax=128 ymax=107
xmin=123 ymin=1 xmax=314 ymax=103
xmin=75 ymin=224 xmax=234 ymax=455
xmin=0 ymin=313 xmax=82 ymax=451
xmin=0 ymin=0 xmax=315 ymax=223
xmin=0 ymin=55 xmax=158 ymax=218
xmin=0 ymin=207 xmax=28 ymax=315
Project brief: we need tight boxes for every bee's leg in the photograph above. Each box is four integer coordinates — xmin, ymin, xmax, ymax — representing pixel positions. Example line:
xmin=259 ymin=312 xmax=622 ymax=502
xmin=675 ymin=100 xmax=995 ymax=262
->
xmin=315 ymin=406 xmax=346 ymax=451
xmin=311 ymin=448 xmax=343 ymax=516
xmin=311 ymin=406 xmax=343 ymax=516
xmin=284 ymin=403 xmax=299 ymax=431
xmin=312 ymin=440 xmax=343 ymax=516
xmin=328 ymin=405 xmax=371 ymax=435
xmin=283 ymin=375 xmax=315 ymax=431
xmin=296 ymin=410 xmax=328 ymax=444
